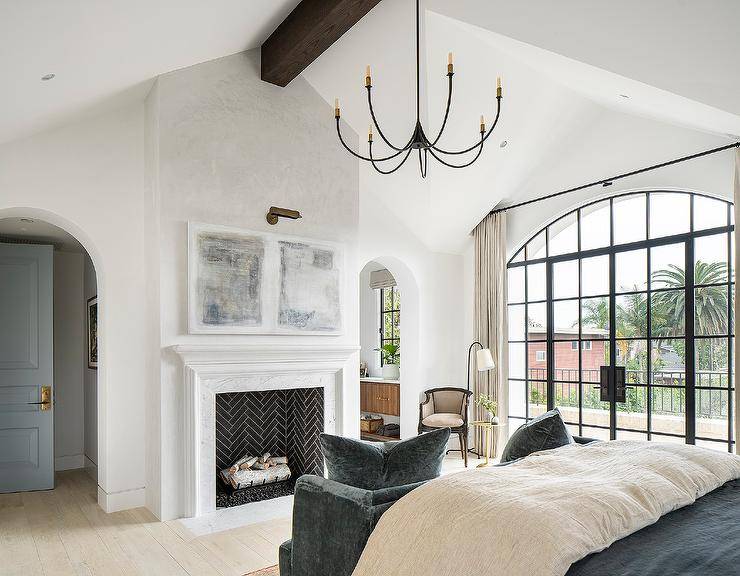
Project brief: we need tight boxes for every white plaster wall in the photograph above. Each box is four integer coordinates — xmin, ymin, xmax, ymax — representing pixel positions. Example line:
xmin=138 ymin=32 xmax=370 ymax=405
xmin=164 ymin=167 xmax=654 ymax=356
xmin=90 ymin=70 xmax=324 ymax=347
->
xmin=53 ymin=251 xmax=85 ymax=470
xmin=0 ymin=106 xmax=149 ymax=510
xmin=83 ymin=254 xmax=98 ymax=471
xmin=154 ymin=49 xmax=360 ymax=520
xmin=358 ymin=168 xmax=467 ymax=442
xmin=144 ymin=79 xmax=162 ymax=516
xmin=359 ymin=261 xmax=384 ymax=378
xmin=504 ymin=111 xmax=736 ymax=254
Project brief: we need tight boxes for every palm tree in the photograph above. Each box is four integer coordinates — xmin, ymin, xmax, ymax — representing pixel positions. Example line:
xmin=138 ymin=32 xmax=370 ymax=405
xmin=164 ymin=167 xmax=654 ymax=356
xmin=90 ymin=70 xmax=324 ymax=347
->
xmin=617 ymin=291 xmax=648 ymax=337
xmin=615 ymin=291 xmax=648 ymax=367
xmin=651 ymin=261 xmax=728 ymax=336
xmin=580 ymin=291 xmax=648 ymax=338
xmin=581 ymin=298 xmax=609 ymax=332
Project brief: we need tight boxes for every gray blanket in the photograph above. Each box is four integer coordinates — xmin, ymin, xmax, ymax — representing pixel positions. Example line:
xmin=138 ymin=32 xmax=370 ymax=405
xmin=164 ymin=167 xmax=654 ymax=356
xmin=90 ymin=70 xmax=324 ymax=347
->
xmin=568 ymin=478 xmax=740 ymax=575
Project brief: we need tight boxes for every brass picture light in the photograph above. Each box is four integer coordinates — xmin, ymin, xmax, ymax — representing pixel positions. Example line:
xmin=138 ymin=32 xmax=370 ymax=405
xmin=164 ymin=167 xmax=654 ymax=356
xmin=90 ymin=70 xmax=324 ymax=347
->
xmin=266 ymin=206 xmax=302 ymax=225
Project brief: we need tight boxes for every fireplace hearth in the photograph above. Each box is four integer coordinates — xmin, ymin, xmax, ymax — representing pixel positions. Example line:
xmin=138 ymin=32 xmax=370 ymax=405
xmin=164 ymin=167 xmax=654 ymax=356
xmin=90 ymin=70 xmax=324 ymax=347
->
xmin=215 ymin=387 xmax=324 ymax=509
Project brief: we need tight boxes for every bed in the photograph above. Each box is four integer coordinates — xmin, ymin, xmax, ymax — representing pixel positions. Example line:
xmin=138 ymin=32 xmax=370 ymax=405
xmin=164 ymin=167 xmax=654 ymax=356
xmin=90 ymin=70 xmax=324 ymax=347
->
xmin=351 ymin=440 xmax=740 ymax=576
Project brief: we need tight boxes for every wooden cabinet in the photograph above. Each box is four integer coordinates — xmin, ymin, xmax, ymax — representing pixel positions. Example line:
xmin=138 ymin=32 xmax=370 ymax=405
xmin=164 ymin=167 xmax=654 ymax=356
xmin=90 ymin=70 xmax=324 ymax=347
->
xmin=360 ymin=379 xmax=400 ymax=416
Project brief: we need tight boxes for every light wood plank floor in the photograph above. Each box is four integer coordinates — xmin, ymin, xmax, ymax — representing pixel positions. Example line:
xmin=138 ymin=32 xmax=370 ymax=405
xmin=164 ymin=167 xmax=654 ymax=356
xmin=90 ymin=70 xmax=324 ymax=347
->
xmin=0 ymin=454 xmax=485 ymax=576
xmin=0 ymin=470 xmax=289 ymax=576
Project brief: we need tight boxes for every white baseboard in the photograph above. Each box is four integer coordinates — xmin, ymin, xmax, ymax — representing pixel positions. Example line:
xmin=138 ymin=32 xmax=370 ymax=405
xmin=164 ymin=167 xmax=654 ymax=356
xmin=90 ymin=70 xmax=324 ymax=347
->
xmin=84 ymin=455 xmax=97 ymax=481
xmin=98 ymin=485 xmax=146 ymax=513
xmin=55 ymin=454 xmax=85 ymax=471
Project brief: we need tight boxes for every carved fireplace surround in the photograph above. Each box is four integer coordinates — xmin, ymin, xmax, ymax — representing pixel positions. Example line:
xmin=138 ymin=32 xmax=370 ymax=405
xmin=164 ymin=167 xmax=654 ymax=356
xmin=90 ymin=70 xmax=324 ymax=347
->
xmin=174 ymin=344 xmax=359 ymax=517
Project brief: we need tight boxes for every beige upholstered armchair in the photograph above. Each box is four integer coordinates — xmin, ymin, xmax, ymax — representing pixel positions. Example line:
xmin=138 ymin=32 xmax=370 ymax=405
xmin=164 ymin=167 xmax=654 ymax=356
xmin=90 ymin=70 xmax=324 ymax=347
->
xmin=418 ymin=387 xmax=473 ymax=467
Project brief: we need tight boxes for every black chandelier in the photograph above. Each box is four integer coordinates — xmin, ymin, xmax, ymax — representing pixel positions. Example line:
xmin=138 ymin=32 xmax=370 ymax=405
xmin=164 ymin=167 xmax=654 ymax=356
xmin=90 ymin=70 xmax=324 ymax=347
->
xmin=334 ymin=0 xmax=503 ymax=178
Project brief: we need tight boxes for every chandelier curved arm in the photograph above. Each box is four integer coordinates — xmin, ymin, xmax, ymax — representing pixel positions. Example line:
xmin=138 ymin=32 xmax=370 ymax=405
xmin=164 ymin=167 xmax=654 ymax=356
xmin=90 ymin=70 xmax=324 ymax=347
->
xmin=369 ymin=142 xmax=414 ymax=174
xmin=427 ymin=134 xmax=485 ymax=168
xmin=431 ymin=95 xmax=501 ymax=156
xmin=428 ymin=74 xmax=454 ymax=148
xmin=336 ymin=118 xmax=408 ymax=162
xmin=366 ymin=87 xmax=415 ymax=152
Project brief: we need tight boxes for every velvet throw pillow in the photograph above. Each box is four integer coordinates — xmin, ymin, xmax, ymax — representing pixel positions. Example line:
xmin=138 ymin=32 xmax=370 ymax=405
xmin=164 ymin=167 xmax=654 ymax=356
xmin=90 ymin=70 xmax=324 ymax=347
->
xmin=319 ymin=428 xmax=451 ymax=490
xmin=500 ymin=408 xmax=574 ymax=463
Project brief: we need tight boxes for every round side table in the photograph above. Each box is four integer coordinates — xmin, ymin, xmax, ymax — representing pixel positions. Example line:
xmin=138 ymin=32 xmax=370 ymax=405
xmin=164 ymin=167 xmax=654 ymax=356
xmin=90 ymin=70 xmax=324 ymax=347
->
xmin=470 ymin=420 xmax=507 ymax=468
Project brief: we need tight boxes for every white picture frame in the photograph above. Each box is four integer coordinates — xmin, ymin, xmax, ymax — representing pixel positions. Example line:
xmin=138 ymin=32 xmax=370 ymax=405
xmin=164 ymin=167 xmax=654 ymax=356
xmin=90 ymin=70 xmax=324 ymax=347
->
xmin=188 ymin=222 xmax=344 ymax=335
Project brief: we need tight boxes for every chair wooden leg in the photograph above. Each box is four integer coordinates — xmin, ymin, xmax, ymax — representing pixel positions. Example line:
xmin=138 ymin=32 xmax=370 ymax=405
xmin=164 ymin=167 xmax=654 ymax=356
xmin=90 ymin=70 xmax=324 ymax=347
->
xmin=460 ymin=432 xmax=468 ymax=467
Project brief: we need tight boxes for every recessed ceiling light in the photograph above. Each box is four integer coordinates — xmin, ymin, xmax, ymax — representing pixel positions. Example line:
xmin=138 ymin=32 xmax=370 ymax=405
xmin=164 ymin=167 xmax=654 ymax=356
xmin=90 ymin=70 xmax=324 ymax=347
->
xmin=619 ymin=94 xmax=630 ymax=99
xmin=41 ymin=73 xmax=55 ymax=81
xmin=500 ymin=140 xmax=508 ymax=148
xmin=19 ymin=218 xmax=35 ymax=223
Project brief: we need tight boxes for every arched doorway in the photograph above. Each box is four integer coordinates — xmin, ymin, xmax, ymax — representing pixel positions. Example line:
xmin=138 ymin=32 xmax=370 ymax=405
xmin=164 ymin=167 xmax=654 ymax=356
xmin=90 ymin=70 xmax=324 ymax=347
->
xmin=358 ymin=256 xmax=420 ymax=439
xmin=0 ymin=211 xmax=103 ymax=492
xmin=507 ymin=191 xmax=735 ymax=453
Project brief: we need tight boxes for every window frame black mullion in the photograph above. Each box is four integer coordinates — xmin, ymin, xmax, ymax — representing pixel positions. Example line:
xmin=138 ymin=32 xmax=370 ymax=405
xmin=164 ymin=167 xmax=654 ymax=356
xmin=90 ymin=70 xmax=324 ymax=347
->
xmin=507 ymin=191 xmax=734 ymax=448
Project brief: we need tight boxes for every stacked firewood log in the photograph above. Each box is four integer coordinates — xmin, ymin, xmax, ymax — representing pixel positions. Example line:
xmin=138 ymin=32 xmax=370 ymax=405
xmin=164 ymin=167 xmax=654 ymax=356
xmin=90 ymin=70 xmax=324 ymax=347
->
xmin=219 ymin=453 xmax=291 ymax=490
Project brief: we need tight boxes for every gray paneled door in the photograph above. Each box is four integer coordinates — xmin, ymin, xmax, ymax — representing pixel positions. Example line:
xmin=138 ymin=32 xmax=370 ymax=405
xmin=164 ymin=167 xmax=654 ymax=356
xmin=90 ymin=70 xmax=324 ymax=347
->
xmin=0 ymin=243 xmax=54 ymax=492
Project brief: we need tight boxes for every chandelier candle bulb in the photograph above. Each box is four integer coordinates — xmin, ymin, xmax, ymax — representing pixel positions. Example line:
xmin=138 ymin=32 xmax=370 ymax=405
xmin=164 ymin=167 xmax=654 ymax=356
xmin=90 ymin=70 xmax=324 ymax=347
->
xmin=368 ymin=125 xmax=373 ymax=142
xmin=480 ymin=115 xmax=486 ymax=133
xmin=447 ymin=52 xmax=454 ymax=74
xmin=334 ymin=98 xmax=340 ymax=118
xmin=497 ymin=76 xmax=502 ymax=97
xmin=365 ymin=65 xmax=372 ymax=87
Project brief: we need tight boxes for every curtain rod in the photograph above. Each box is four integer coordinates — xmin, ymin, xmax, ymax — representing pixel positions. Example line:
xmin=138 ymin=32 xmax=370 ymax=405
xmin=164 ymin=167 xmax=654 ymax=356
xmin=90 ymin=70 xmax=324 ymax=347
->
xmin=490 ymin=141 xmax=740 ymax=215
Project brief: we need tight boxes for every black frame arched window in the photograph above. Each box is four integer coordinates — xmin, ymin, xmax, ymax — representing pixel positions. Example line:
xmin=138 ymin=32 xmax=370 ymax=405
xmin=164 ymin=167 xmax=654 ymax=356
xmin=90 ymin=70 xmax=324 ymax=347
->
xmin=507 ymin=190 xmax=735 ymax=453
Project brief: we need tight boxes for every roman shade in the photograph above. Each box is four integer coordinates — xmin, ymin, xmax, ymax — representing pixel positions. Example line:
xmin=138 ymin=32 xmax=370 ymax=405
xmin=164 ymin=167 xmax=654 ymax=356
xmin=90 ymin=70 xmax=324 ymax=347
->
xmin=369 ymin=268 xmax=396 ymax=289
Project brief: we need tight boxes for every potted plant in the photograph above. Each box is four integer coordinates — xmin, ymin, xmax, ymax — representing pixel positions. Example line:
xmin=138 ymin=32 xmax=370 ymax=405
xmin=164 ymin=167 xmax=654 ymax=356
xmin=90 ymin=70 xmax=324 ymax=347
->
xmin=475 ymin=394 xmax=498 ymax=425
xmin=375 ymin=343 xmax=400 ymax=380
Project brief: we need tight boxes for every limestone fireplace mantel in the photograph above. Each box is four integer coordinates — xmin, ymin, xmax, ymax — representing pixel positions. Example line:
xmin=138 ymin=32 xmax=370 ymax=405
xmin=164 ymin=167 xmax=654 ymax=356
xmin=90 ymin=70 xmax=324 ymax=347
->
xmin=173 ymin=343 xmax=359 ymax=517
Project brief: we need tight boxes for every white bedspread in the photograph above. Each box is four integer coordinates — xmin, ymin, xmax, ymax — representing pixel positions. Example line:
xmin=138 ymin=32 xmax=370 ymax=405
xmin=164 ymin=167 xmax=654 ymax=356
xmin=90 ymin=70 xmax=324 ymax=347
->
xmin=351 ymin=441 xmax=740 ymax=576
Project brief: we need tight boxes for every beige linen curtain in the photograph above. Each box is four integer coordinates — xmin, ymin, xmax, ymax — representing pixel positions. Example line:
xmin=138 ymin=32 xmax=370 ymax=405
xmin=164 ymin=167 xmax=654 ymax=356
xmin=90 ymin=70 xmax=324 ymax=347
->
xmin=472 ymin=211 xmax=508 ymax=458
xmin=734 ymin=148 xmax=740 ymax=449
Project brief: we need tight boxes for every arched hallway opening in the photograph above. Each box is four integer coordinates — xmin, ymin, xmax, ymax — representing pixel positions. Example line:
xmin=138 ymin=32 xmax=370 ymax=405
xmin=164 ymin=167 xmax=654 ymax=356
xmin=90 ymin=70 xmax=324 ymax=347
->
xmin=0 ymin=215 xmax=100 ymax=493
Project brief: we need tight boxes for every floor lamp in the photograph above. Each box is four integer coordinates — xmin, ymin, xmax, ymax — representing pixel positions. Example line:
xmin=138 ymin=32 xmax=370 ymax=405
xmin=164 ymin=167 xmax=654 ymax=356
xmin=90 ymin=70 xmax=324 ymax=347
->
xmin=467 ymin=341 xmax=495 ymax=455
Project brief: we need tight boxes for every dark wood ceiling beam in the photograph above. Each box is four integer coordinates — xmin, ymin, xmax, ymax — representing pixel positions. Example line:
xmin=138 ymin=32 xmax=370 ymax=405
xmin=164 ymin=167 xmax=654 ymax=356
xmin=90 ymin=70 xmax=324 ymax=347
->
xmin=261 ymin=0 xmax=382 ymax=87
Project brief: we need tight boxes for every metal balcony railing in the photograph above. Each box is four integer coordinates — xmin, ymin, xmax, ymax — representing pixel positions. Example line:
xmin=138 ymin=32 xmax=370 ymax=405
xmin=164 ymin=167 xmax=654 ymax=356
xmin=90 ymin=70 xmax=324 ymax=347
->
xmin=526 ymin=369 xmax=731 ymax=419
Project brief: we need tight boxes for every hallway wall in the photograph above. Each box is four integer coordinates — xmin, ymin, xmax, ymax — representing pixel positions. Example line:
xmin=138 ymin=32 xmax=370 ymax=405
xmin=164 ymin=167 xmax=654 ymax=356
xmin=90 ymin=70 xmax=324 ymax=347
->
xmin=84 ymin=254 xmax=98 ymax=472
xmin=53 ymin=251 xmax=85 ymax=471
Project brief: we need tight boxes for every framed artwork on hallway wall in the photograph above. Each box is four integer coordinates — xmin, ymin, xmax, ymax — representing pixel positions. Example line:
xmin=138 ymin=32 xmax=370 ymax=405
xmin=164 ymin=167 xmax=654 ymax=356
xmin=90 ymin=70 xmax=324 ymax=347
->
xmin=87 ymin=296 xmax=98 ymax=369
xmin=187 ymin=222 xmax=344 ymax=335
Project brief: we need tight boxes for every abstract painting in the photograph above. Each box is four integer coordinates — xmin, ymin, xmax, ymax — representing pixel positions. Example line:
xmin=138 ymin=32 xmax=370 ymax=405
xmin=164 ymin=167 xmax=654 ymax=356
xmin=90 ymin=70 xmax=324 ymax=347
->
xmin=278 ymin=241 xmax=341 ymax=332
xmin=188 ymin=223 xmax=343 ymax=335
xmin=189 ymin=224 xmax=265 ymax=333
xmin=87 ymin=296 xmax=98 ymax=369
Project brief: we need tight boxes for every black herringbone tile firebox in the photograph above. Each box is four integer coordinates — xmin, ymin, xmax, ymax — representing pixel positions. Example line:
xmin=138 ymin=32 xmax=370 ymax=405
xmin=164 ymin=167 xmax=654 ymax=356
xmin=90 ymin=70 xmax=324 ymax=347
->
xmin=215 ymin=387 xmax=324 ymax=479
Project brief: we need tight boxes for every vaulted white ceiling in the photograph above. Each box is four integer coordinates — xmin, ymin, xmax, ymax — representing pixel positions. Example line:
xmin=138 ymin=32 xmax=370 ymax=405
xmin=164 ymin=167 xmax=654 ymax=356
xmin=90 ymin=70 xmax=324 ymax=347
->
xmin=0 ymin=0 xmax=300 ymax=145
xmin=427 ymin=0 xmax=740 ymax=119
xmin=2 ymin=0 xmax=738 ymax=254
xmin=302 ymin=0 xmax=740 ymax=252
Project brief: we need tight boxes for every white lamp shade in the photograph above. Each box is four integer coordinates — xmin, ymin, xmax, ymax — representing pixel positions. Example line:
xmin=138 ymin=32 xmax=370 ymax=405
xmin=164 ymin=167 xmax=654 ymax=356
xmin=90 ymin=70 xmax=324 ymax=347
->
xmin=476 ymin=348 xmax=495 ymax=371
